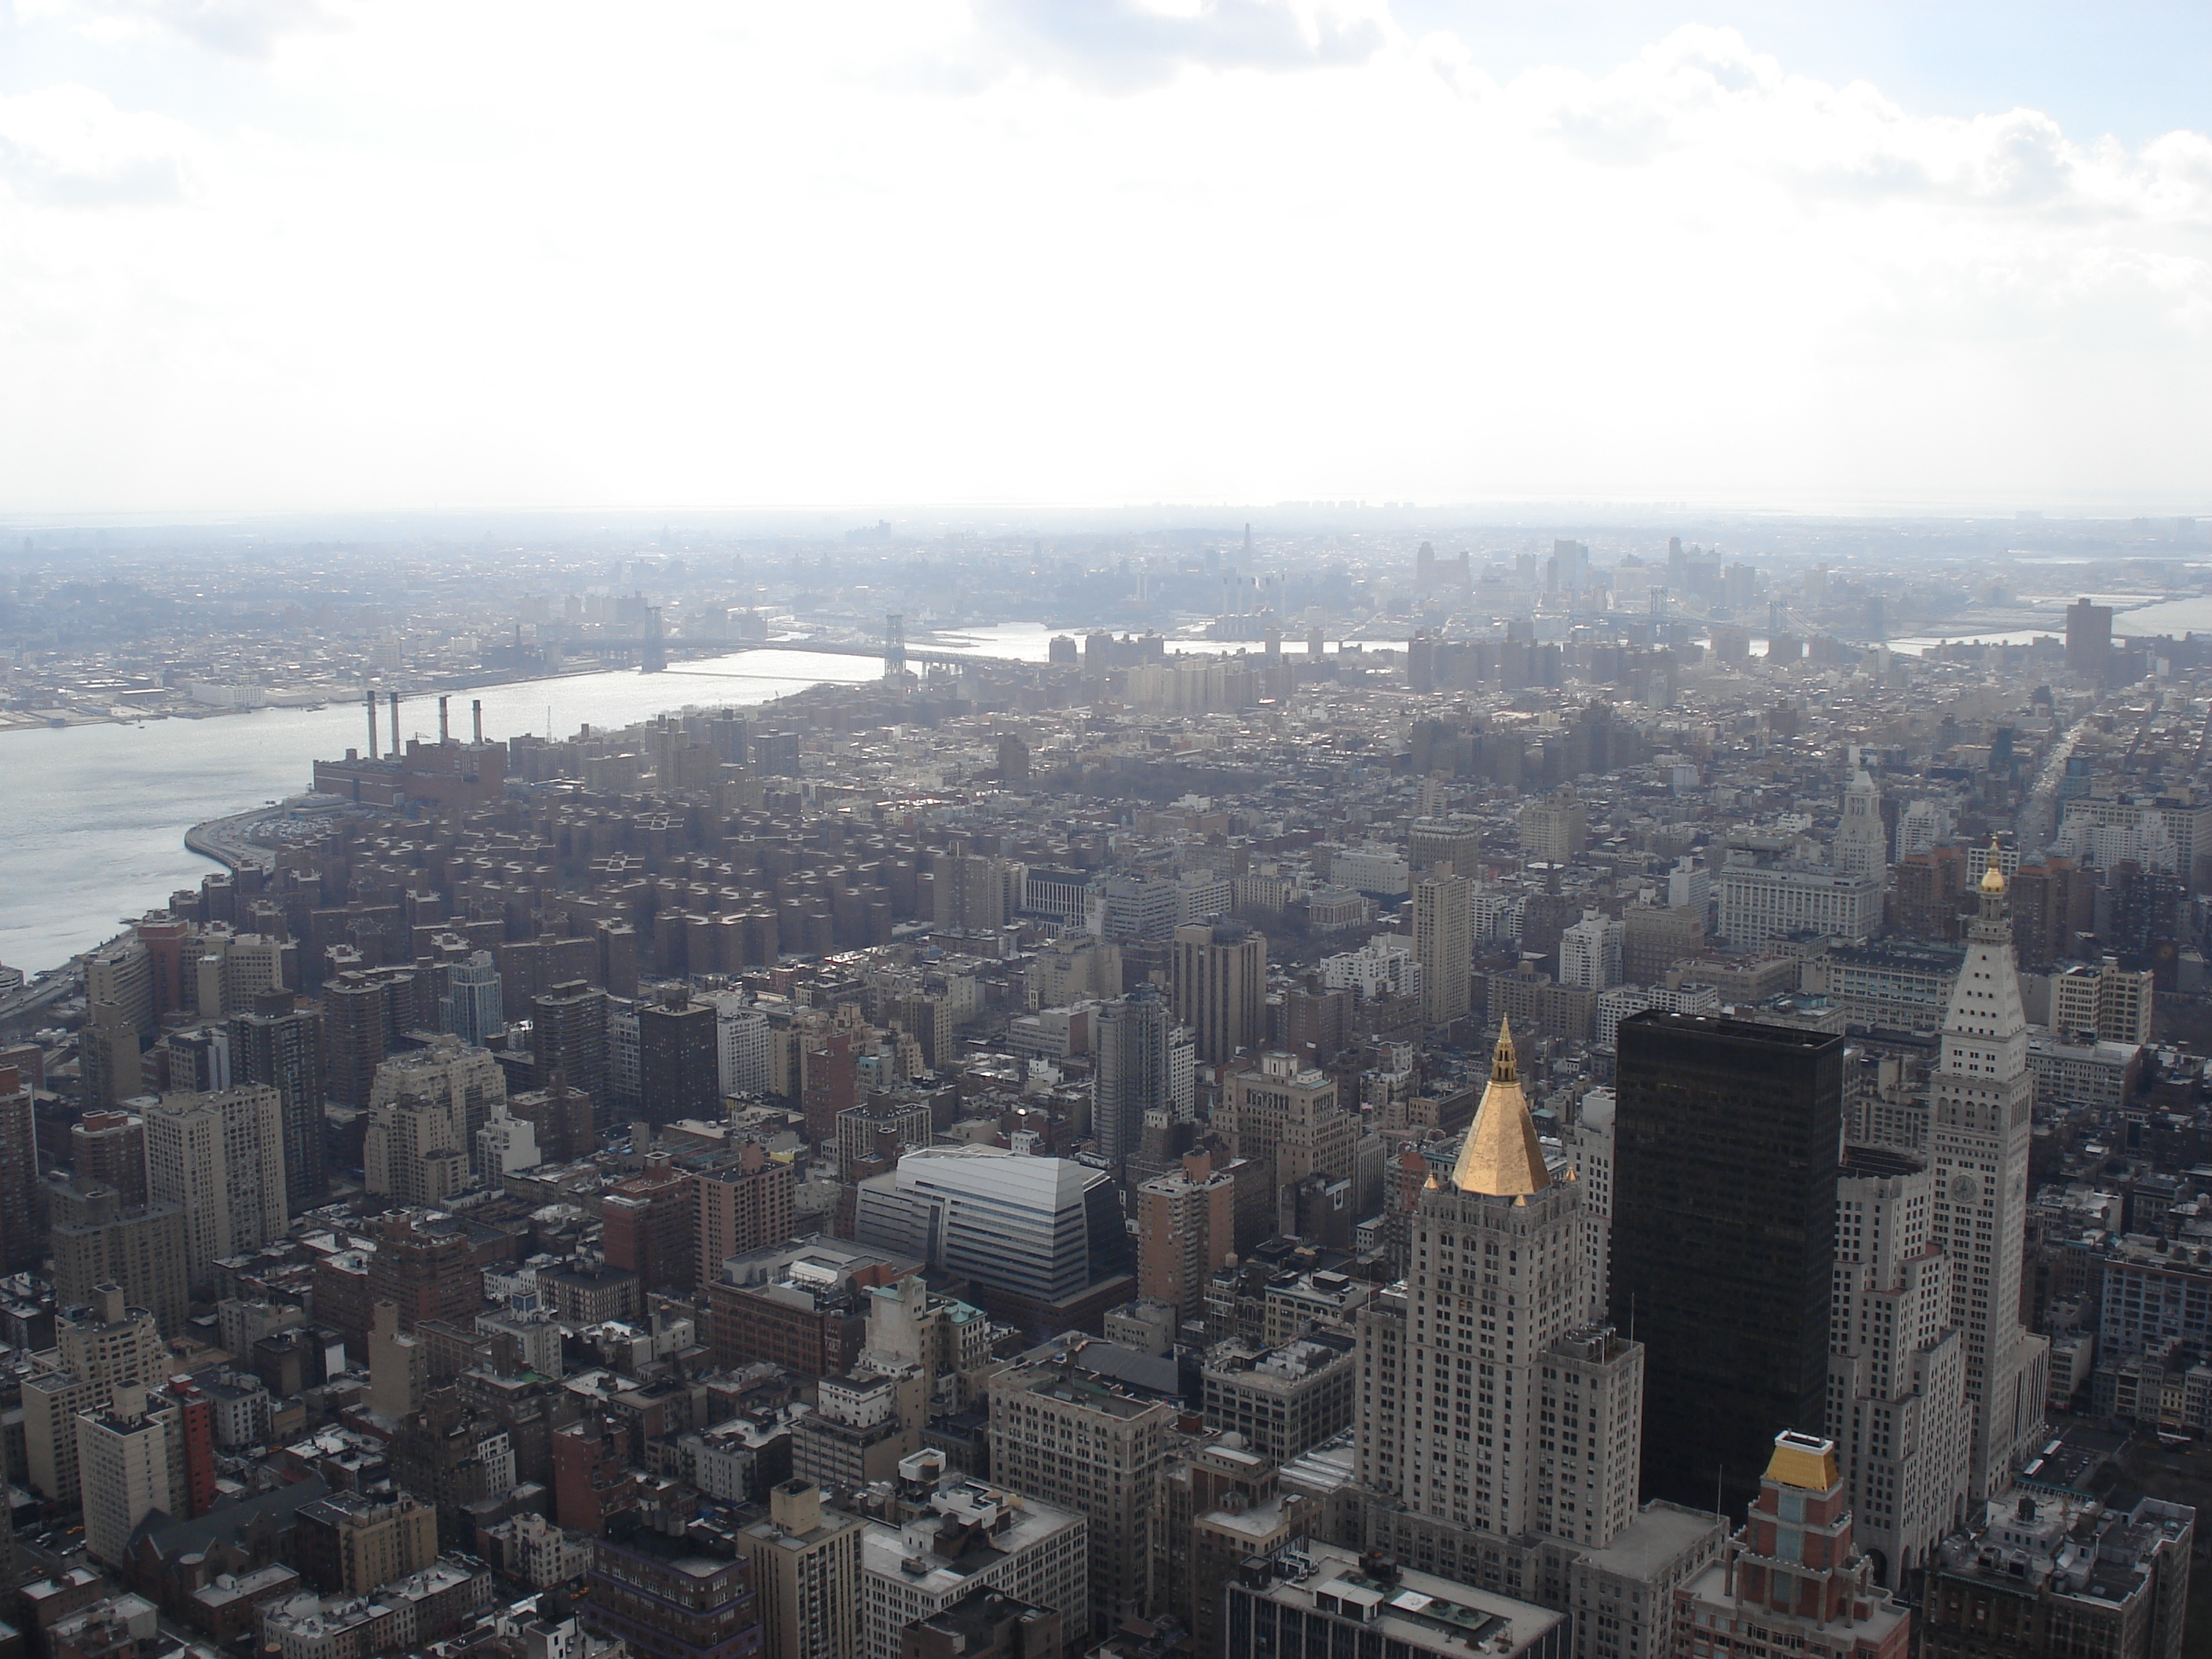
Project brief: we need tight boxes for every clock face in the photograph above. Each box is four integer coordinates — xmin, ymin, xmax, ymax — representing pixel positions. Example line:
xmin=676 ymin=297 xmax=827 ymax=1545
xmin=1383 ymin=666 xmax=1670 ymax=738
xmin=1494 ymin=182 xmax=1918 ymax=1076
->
xmin=1951 ymin=1174 xmax=1980 ymax=1205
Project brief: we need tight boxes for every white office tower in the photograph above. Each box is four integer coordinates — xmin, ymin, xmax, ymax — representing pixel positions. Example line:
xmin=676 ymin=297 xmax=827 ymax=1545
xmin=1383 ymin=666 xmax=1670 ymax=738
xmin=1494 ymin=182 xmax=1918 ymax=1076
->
xmin=1895 ymin=799 xmax=1954 ymax=859
xmin=1557 ymin=910 xmax=1624 ymax=993
xmin=1361 ymin=1024 xmax=1721 ymax=1657
xmin=1568 ymin=1088 xmax=1616 ymax=1317
xmin=1826 ymin=1146 xmax=1968 ymax=1589
xmin=1666 ymin=855 xmax=1711 ymax=917
xmin=706 ymin=993 xmax=775 ymax=1096
xmin=1927 ymin=855 xmax=2049 ymax=1502
xmin=1833 ymin=769 xmax=1888 ymax=881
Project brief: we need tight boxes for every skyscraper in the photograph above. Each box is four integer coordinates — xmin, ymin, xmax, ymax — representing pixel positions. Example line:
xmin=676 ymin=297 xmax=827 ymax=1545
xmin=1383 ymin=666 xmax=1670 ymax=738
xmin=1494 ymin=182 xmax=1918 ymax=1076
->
xmin=988 ymin=1354 xmax=1174 ymax=1630
xmin=1359 ymin=1024 xmax=1721 ymax=1657
xmin=321 ymin=969 xmax=411 ymax=1108
xmin=1556 ymin=907 xmax=1624 ymax=993
xmin=1670 ymin=1432 xmax=1911 ymax=1659
xmin=2065 ymin=595 xmax=2113 ymax=683
xmin=639 ymin=988 xmax=720 ymax=1126
xmin=0 ymin=1064 xmax=41 ymax=1272
xmin=1612 ymin=1012 xmax=1841 ymax=1518
xmin=1413 ymin=873 xmax=1472 ymax=1024
xmin=1363 ymin=1024 xmax=1643 ymax=1546
xmin=1827 ymin=1145 xmax=1968 ymax=1588
xmin=70 ymin=1109 xmax=148 ymax=1208
xmin=734 ymin=1481 xmax=864 ymax=1659
xmin=1928 ymin=855 xmax=2049 ymax=1501
xmin=1136 ymin=1151 xmax=1239 ymax=1323
xmin=440 ymin=950 xmax=504 ymax=1046
xmin=49 ymin=1183 xmax=190 ymax=1336
xmin=1833 ymin=768 xmax=1888 ymax=883
xmin=231 ymin=994 xmax=328 ymax=1208
xmin=1171 ymin=920 xmax=1266 ymax=1064
xmin=365 ymin=1035 xmax=508 ymax=1204
xmin=143 ymin=1085 xmax=290 ymax=1291
xmin=533 ymin=980 xmax=609 ymax=1129
xmin=76 ymin=1382 xmax=176 ymax=1566
xmin=1091 ymin=987 xmax=1183 ymax=1170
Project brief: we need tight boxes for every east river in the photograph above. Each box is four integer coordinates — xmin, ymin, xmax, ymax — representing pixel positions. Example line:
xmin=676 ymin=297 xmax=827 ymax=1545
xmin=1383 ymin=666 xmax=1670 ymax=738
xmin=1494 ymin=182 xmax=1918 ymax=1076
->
xmin=0 ymin=624 xmax=1060 ymax=977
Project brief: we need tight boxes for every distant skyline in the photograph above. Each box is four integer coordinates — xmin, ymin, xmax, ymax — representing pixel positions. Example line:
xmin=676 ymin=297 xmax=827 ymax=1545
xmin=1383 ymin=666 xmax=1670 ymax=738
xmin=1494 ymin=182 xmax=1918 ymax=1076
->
xmin=3 ymin=1 xmax=2209 ymax=518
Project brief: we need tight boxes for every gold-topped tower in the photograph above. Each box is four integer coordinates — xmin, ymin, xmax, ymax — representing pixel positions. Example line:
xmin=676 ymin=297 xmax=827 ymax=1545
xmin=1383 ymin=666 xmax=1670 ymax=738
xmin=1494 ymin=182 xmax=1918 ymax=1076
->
xmin=1449 ymin=1018 xmax=1551 ymax=1197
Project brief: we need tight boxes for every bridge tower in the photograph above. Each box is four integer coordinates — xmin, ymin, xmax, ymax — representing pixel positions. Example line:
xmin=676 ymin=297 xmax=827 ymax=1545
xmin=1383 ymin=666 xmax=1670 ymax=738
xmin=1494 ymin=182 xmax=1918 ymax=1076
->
xmin=641 ymin=606 xmax=667 ymax=674
xmin=884 ymin=613 xmax=906 ymax=679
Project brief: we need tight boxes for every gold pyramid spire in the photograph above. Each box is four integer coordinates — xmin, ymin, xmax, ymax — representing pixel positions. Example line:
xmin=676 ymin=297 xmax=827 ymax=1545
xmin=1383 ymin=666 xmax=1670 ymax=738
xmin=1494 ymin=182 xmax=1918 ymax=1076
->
xmin=1448 ymin=1017 xmax=1551 ymax=1197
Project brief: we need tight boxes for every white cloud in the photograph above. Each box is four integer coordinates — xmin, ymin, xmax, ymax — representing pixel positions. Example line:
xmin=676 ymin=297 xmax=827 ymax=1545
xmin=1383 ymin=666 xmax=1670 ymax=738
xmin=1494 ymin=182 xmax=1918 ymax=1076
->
xmin=18 ymin=0 xmax=337 ymax=59
xmin=0 ymin=85 xmax=193 ymax=205
xmin=0 ymin=2 xmax=2206 ymax=515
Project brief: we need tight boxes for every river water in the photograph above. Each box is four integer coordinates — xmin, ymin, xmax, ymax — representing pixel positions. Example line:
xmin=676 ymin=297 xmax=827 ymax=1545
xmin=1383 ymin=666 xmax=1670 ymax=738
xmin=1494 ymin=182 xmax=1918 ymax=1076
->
xmin=0 ymin=624 xmax=1063 ymax=977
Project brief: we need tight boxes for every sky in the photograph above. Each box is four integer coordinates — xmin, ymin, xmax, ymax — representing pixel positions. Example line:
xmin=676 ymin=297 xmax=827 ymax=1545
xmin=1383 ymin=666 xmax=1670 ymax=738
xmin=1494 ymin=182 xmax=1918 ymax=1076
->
xmin=2 ymin=0 xmax=2210 ymax=521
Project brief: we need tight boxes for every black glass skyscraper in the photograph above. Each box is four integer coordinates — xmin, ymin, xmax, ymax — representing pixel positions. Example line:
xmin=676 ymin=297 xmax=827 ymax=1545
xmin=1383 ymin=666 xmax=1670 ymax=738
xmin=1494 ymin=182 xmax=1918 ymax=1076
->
xmin=1612 ymin=1011 xmax=1841 ymax=1518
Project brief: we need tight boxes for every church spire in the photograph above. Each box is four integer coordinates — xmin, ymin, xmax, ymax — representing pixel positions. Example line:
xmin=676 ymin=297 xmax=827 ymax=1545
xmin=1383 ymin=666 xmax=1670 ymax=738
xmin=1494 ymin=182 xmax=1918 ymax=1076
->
xmin=1450 ymin=1018 xmax=1551 ymax=1197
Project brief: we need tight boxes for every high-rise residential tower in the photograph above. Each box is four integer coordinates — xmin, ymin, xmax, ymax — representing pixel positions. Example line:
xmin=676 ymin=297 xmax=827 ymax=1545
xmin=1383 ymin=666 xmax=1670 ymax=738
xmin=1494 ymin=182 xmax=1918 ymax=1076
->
xmin=231 ymin=994 xmax=328 ymax=1208
xmin=1928 ymin=855 xmax=2049 ymax=1501
xmin=1090 ymin=987 xmax=1185 ymax=1170
xmin=1413 ymin=873 xmax=1472 ymax=1024
xmin=1171 ymin=920 xmax=1267 ymax=1064
xmin=1613 ymin=1012 xmax=1841 ymax=1518
xmin=639 ymin=987 xmax=720 ymax=1126
xmin=143 ymin=1085 xmax=289 ymax=1291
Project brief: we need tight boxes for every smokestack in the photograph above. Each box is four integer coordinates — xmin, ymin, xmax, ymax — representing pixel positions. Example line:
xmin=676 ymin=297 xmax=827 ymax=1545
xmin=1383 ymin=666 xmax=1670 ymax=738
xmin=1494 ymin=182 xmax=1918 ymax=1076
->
xmin=472 ymin=699 xmax=483 ymax=744
xmin=388 ymin=691 xmax=401 ymax=756
xmin=365 ymin=689 xmax=379 ymax=759
xmin=438 ymin=695 xmax=450 ymax=744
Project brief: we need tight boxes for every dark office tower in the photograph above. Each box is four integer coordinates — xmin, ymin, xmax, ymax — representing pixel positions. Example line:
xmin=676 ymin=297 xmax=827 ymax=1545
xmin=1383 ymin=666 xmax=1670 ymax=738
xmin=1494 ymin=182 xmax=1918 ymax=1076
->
xmin=997 ymin=732 xmax=1031 ymax=784
xmin=70 ymin=1110 xmax=148 ymax=1209
xmin=232 ymin=996 xmax=329 ymax=1207
xmin=79 ymin=1002 xmax=141 ymax=1109
xmin=323 ymin=972 xmax=397 ymax=1108
xmin=0 ymin=1068 xmax=41 ymax=1272
xmin=2065 ymin=595 xmax=2113 ymax=684
xmin=1092 ymin=988 xmax=1177 ymax=1172
xmin=1172 ymin=920 xmax=1268 ymax=1065
xmin=1613 ymin=1012 xmax=1843 ymax=1518
xmin=533 ymin=980 xmax=609 ymax=1127
xmin=2009 ymin=856 xmax=2084 ymax=973
xmin=597 ymin=921 xmax=640 ymax=1002
xmin=638 ymin=987 xmax=718 ymax=1128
